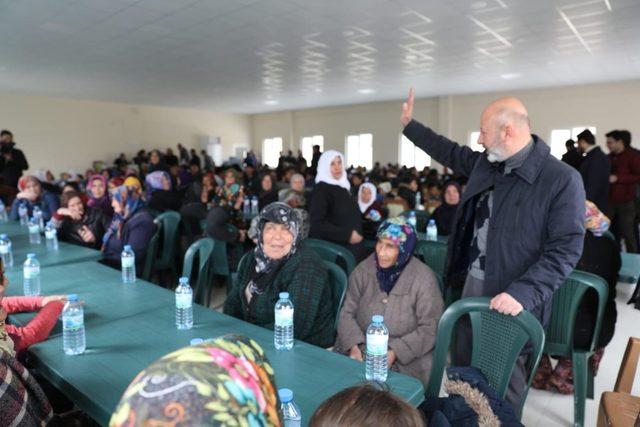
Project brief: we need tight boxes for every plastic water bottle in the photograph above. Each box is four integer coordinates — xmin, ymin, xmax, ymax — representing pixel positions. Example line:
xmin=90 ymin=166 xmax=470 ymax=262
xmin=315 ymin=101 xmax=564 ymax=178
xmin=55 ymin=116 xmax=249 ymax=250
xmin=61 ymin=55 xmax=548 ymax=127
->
xmin=18 ymin=204 xmax=28 ymax=225
xmin=28 ymin=218 xmax=41 ymax=244
xmin=121 ymin=245 xmax=136 ymax=284
xmin=243 ymin=198 xmax=251 ymax=216
xmin=407 ymin=211 xmax=417 ymax=230
xmin=0 ymin=199 xmax=8 ymax=222
xmin=63 ymin=294 xmax=86 ymax=355
xmin=190 ymin=338 xmax=204 ymax=346
xmin=175 ymin=277 xmax=193 ymax=330
xmin=23 ymin=253 xmax=41 ymax=296
xmin=274 ymin=292 xmax=294 ymax=351
xmin=251 ymin=195 xmax=259 ymax=215
xmin=415 ymin=191 xmax=423 ymax=210
xmin=426 ymin=219 xmax=438 ymax=241
xmin=0 ymin=234 xmax=13 ymax=268
xmin=33 ymin=206 xmax=44 ymax=231
xmin=279 ymin=388 xmax=302 ymax=427
xmin=365 ymin=315 xmax=389 ymax=382
xmin=44 ymin=222 xmax=59 ymax=251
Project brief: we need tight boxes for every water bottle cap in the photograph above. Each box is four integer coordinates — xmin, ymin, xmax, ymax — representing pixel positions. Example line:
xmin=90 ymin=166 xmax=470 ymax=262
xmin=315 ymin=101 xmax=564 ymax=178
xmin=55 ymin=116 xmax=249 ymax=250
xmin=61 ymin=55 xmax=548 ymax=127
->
xmin=279 ymin=292 xmax=289 ymax=299
xmin=179 ymin=277 xmax=189 ymax=284
xmin=124 ymin=245 xmax=132 ymax=251
xmin=278 ymin=388 xmax=294 ymax=403
xmin=429 ymin=219 xmax=435 ymax=224
xmin=68 ymin=294 xmax=79 ymax=302
xmin=372 ymin=315 xmax=384 ymax=323
xmin=190 ymin=338 xmax=204 ymax=346
xmin=0 ymin=233 xmax=6 ymax=238
xmin=27 ymin=253 xmax=36 ymax=259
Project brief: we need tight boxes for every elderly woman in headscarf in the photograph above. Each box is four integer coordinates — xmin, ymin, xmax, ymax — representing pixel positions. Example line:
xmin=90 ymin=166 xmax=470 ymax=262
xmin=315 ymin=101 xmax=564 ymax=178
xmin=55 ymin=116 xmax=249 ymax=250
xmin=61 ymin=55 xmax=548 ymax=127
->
xmin=204 ymin=167 xmax=247 ymax=243
xmin=101 ymin=185 xmax=156 ymax=272
xmin=10 ymin=175 xmax=59 ymax=221
xmin=52 ymin=190 xmax=111 ymax=249
xmin=145 ymin=170 xmax=183 ymax=213
xmin=358 ymin=182 xmax=387 ymax=240
xmin=110 ymin=335 xmax=281 ymax=427
xmin=335 ymin=216 xmax=443 ymax=386
xmin=224 ymin=202 xmax=334 ymax=348
xmin=533 ymin=200 xmax=621 ymax=394
xmin=430 ymin=180 xmax=462 ymax=237
xmin=86 ymin=174 xmax=113 ymax=216
xmin=309 ymin=150 xmax=366 ymax=262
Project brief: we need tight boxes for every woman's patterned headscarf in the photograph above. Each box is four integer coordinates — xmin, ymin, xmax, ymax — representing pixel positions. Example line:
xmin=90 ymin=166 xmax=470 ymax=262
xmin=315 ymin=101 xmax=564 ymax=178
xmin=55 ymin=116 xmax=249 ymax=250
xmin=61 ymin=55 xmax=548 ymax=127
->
xmin=110 ymin=334 xmax=281 ymax=427
xmin=102 ymin=185 xmax=144 ymax=249
xmin=585 ymin=200 xmax=610 ymax=236
xmin=375 ymin=216 xmax=417 ymax=294
xmin=247 ymin=202 xmax=300 ymax=295
xmin=145 ymin=171 xmax=171 ymax=198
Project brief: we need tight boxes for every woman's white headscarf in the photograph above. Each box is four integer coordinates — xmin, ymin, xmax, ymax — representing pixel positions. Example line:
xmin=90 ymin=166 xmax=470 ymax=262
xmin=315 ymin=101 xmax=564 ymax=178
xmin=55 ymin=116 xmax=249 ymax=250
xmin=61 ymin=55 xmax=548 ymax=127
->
xmin=315 ymin=150 xmax=350 ymax=191
xmin=358 ymin=182 xmax=377 ymax=213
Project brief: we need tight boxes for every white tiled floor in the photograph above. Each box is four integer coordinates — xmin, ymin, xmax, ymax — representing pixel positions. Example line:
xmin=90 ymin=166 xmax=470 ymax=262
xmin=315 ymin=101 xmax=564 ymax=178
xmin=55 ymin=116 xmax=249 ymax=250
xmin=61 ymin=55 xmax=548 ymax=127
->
xmin=521 ymin=282 xmax=640 ymax=427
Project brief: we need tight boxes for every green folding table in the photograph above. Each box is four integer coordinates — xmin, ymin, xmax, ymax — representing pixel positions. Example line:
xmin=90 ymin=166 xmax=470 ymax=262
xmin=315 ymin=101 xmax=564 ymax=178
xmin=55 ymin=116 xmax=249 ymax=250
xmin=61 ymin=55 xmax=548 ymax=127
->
xmin=3 ymin=234 xmax=101 ymax=270
xmin=0 ymin=220 xmax=29 ymax=237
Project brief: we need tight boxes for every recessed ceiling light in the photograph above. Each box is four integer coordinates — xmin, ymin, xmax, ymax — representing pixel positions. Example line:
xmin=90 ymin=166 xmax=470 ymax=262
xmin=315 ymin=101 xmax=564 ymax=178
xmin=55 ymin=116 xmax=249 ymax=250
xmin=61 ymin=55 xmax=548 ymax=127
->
xmin=264 ymin=100 xmax=279 ymax=105
xmin=500 ymin=73 xmax=522 ymax=80
xmin=471 ymin=1 xmax=487 ymax=10
xmin=358 ymin=88 xmax=376 ymax=94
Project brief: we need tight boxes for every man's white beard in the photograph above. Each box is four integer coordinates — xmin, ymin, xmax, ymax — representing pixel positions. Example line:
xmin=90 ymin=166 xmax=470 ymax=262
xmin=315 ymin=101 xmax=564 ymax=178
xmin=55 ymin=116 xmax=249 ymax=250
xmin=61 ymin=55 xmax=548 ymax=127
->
xmin=486 ymin=143 xmax=507 ymax=163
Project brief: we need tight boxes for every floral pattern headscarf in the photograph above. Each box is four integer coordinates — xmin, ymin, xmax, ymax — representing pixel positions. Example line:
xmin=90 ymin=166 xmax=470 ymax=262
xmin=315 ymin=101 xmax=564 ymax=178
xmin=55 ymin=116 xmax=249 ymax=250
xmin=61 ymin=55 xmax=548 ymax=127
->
xmin=145 ymin=171 xmax=171 ymax=199
xmin=585 ymin=200 xmax=610 ymax=236
xmin=110 ymin=334 xmax=281 ymax=427
xmin=375 ymin=216 xmax=417 ymax=294
xmin=102 ymin=185 xmax=144 ymax=249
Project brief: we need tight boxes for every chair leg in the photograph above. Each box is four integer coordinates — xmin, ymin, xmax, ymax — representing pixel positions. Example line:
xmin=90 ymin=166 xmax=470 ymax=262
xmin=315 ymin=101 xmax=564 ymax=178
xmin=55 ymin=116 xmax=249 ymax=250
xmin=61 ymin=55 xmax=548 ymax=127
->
xmin=587 ymin=357 xmax=595 ymax=400
xmin=572 ymin=352 xmax=588 ymax=427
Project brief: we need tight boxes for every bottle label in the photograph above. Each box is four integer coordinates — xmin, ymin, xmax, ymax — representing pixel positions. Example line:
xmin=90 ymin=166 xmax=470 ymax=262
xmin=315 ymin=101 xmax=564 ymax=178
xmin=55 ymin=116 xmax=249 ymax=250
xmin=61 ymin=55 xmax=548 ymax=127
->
xmin=28 ymin=225 xmax=39 ymax=233
xmin=24 ymin=266 xmax=40 ymax=279
xmin=366 ymin=333 xmax=388 ymax=356
xmin=121 ymin=256 xmax=135 ymax=268
xmin=176 ymin=293 xmax=192 ymax=309
xmin=0 ymin=244 xmax=8 ymax=254
xmin=275 ymin=307 xmax=294 ymax=327
xmin=45 ymin=230 xmax=56 ymax=239
xmin=63 ymin=313 xmax=84 ymax=331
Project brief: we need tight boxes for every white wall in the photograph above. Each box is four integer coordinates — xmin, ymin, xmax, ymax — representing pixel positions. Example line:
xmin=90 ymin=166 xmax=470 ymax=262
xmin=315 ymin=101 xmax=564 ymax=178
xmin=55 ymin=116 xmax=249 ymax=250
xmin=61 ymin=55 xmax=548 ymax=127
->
xmin=0 ymin=92 xmax=252 ymax=176
xmin=251 ymin=80 xmax=639 ymax=169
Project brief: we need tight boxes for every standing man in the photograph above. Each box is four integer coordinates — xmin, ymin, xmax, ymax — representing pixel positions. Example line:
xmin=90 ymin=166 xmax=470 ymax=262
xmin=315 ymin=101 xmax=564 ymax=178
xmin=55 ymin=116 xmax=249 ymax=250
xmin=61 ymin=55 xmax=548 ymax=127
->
xmin=576 ymin=129 xmax=610 ymax=212
xmin=606 ymin=130 xmax=640 ymax=252
xmin=561 ymin=139 xmax=582 ymax=170
xmin=400 ymin=89 xmax=585 ymax=410
xmin=177 ymin=143 xmax=190 ymax=165
xmin=0 ymin=130 xmax=29 ymax=188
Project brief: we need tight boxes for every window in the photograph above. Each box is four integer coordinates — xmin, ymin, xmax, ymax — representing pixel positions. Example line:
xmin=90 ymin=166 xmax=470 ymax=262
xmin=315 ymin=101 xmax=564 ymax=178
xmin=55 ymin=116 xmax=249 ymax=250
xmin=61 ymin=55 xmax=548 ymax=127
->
xmin=550 ymin=129 xmax=572 ymax=159
xmin=345 ymin=133 xmax=373 ymax=170
xmin=300 ymin=135 xmax=324 ymax=167
xmin=468 ymin=131 xmax=483 ymax=152
xmin=399 ymin=134 xmax=431 ymax=169
xmin=262 ymin=137 xmax=283 ymax=168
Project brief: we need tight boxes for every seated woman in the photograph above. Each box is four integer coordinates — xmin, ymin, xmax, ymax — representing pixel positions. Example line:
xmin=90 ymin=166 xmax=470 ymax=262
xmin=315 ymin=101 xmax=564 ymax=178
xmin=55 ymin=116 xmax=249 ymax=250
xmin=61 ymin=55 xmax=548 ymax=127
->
xmin=533 ymin=201 xmax=621 ymax=394
xmin=101 ymin=185 xmax=156 ymax=272
xmin=10 ymin=176 xmax=59 ymax=221
xmin=335 ymin=217 xmax=443 ymax=386
xmin=205 ymin=167 xmax=246 ymax=243
xmin=1 ymin=261 xmax=66 ymax=356
xmin=309 ymin=150 xmax=366 ymax=262
xmin=110 ymin=335 xmax=280 ymax=426
xmin=145 ymin=170 xmax=183 ymax=212
xmin=224 ymin=202 xmax=334 ymax=348
xmin=430 ymin=181 xmax=461 ymax=237
xmin=424 ymin=183 xmax=442 ymax=214
xmin=86 ymin=174 xmax=113 ymax=217
xmin=397 ymin=175 xmax=419 ymax=210
xmin=310 ymin=383 xmax=425 ymax=427
xmin=358 ymin=182 xmax=387 ymax=240
xmin=258 ymin=173 xmax=279 ymax=209
xmin=248 ymin=189 xmax=311 ymax=243
xmin=52 ymin=191 xmax=110 ymax=249
xmin=180 ymin=172 xmax=217 ymax=240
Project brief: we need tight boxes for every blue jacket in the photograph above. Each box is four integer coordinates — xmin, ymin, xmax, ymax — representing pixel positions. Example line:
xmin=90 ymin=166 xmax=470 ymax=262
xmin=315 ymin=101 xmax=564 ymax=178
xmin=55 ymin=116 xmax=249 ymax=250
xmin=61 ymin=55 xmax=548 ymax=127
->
xmin=10 ymin=192 xmax=59 ymax=222
xmin=102 ymin=210 xmax=156 ymax=271
xmin=403 ymin=120 xmax=585 ymax=324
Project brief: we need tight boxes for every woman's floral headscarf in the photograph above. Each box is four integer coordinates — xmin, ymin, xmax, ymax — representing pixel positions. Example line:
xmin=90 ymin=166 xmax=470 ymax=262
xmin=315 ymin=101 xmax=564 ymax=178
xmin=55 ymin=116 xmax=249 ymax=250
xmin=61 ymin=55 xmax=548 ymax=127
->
xmin=374 ymin=216 xmax=417 ymax=294
xmin=585 ymin=200 xmax=610 ymax=236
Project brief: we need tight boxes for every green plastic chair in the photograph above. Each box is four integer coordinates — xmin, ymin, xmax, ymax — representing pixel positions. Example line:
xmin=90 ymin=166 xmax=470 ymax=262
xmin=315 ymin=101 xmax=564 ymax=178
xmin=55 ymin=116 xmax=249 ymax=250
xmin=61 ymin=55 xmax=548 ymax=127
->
xmin=323 ymin=260 xmax=348 ymax=334
xmin=153 ymin=211 xmax=181 ymax=286
xmin=415 ymin=239 xmax=447 ymax=297
xmin=545 ymin=270 xmax=608 ymax=427
xmin=230 ymin=250 xmax=253 ymax=292
xmin=426 ymin=297 xmax=545 ymax=419
xmin=401 ymin=209 xmax=430 ymax=233
xmin=305 ymin=238 xmax=357 ymax=276
xmin=142 ymin=223 xmax=161 ymax=282
xmin=182 ymin=238 xmax=215 ymax=306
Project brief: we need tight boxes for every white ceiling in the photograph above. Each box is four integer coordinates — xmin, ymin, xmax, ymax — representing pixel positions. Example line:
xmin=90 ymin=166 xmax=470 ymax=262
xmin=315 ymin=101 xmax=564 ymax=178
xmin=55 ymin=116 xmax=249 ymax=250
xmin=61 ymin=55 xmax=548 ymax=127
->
xmin=0 ymin=0 xmax=639 ymax=113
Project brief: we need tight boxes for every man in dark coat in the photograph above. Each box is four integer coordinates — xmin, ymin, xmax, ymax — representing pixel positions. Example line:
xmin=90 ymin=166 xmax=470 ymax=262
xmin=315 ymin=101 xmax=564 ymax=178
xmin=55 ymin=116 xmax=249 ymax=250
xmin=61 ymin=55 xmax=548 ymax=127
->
xmin=561 ymin=139 xmax=583 ymax=170
xmin=0 ymin=129 xmax=29 ymax=187
xmin=400 ymin=89 xmax=585 ymax=411
xmin=577 ymin=129 xmax=610 ymax=212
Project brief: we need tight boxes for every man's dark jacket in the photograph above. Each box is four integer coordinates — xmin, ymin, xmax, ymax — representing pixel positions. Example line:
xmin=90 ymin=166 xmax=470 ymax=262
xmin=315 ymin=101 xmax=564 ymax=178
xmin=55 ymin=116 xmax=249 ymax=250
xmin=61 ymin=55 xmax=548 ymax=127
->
xmin=404 ymin=120 xmax=585 ymax=324
xmin=578 ymin=146 xmax=610 ymax=212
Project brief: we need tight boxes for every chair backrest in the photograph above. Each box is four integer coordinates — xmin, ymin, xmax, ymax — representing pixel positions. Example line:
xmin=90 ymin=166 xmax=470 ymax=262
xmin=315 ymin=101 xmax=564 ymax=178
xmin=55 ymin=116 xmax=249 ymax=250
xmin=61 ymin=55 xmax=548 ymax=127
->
xmin=305 ymin=238 xmax=357 ymax=276
xmin=614 ymin=337 xmax=640 ymax=394
xmin=154 ymin=211 xmax=181 ymax=268
xmin=545 ymin=270 xmax=609 ymax=356
xmin=426 ymin=297 xmax=545 ymax=418
xmin=231 ymin=250 xmax=254 ymax=290
xmin=142 ymin=222 xmax=162 ymax=281
xmin=182 ymin=238 xmax=215 ymax=305
xmin=322 ymin=260 xmax=348 ymax=333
